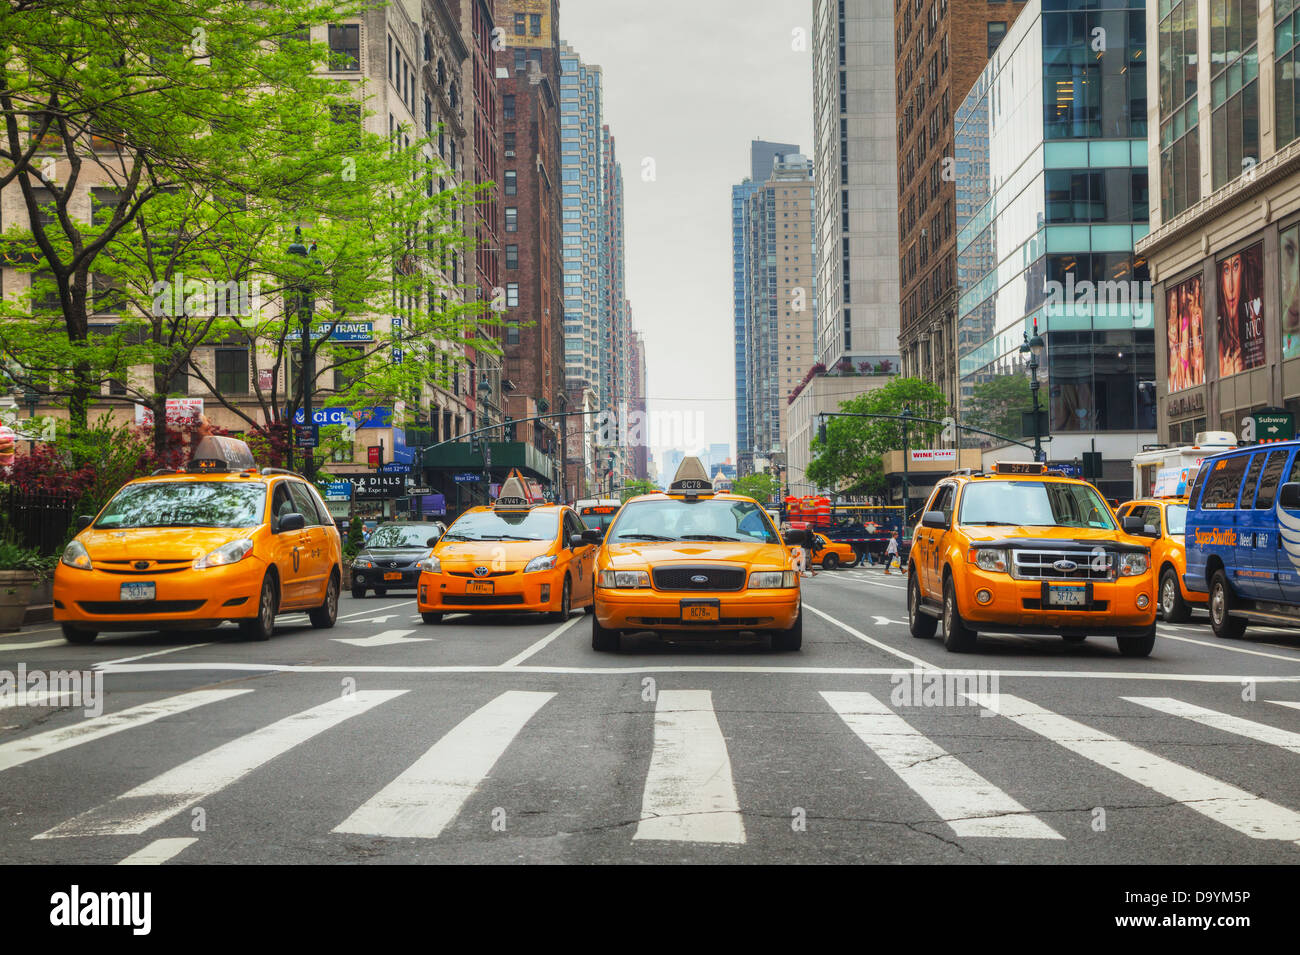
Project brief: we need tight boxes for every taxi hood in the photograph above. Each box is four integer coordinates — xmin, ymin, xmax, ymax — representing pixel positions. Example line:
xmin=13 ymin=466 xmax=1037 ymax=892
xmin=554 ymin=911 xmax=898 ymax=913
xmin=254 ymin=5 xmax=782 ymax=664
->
xmin=434 ymin=538 xmax=554 ymax=570
xmin=79 ymin=526 xmax=256 ymax=561
xmin=603 ymin=539 xmax=788 ymax=568
xmin=960 ymin=524 xmax=1148 ymax=550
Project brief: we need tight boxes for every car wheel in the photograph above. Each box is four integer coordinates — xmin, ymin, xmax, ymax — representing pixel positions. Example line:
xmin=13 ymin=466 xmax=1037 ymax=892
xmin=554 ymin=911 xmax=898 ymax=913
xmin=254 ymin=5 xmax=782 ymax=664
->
xmin=1117 ymin=624 xmax=1157 ymax=657
xmin=1209 ymin=570 xmax=1247 ymax=639
xmin=548 ymin=577 xmax=571 ymax=622
xmin=771 ymin=608 xmax=803 ymax=651
xmin=421 ymin=611 xmax=443 ymax=625
xmin=846 ymin=552 xmax=862 ymax=568
xmin=375 ymin=587 xmax=388 ymax=596
xmin=1159 ymin=568 xmax=1191 ymax=623
xmin=908 ymin=573 xmax=937 ymax=638
xmin=942 ymin=575 xmax=977 ymax=652
xmin=351 ymin=586 xmax=366 ymax=599
xmin=239 ymin=572 xmax=277 ymax=641
xmin=61 ymin=624 xmax=97 ymax=645
xmin=592 ymin=614 xmax=620 ymax=651
xmin=822 ymin=553 xmax=839 ymax=571
xmin=583 ymin=600 xmax=595 ymax=615
xmin=309 ymin=571 xmax=339 ymax=629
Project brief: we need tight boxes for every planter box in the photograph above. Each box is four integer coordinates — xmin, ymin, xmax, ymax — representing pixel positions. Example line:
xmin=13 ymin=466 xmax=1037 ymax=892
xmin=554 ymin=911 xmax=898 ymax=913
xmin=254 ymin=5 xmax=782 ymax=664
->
xmin=0 ymin=570 xmax=38 ymax=632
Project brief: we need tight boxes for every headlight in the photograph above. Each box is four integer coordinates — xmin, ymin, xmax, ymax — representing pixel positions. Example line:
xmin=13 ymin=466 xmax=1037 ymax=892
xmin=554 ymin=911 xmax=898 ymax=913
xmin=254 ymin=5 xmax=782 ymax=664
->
xmin=415 ymin=555 xmax=442 ymax=573
xmin=60 ymin=539 xmax=93 ymax=571
xmin=748 ymin=571 xmax=797 ymax=588
xmin=524 ymin=555 xmax=557 ymax=573
xmin=193 ymin=538 xmax=254 ymax=570
xmin=355 ymin=558 xmax=375 ymax=568
xmin=598 ymin=569 xmax=650 ymax=588
xmin=1118 ymin=552 xmax=1148 ymax=576
xmin=970 ymin=548 xmax=1008 ymax=573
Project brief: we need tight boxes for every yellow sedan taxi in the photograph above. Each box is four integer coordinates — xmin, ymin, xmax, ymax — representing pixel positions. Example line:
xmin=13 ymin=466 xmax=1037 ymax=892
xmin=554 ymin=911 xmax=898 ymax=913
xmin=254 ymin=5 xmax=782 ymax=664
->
xmin=416 ymin=471 xmax=596 ymax=624
xmin=53 ymin=436 xmax=342 ymax=643
xmin=585 ymin=457 xmax=808 ymax=652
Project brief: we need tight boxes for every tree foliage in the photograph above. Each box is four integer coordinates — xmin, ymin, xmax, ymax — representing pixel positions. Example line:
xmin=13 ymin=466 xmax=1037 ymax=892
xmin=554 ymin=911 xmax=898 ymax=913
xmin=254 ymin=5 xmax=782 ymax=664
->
xmin=963 ymin=374 xmax=1031 ymax=444
xmin=620 ymin=479 xmax=658 ymax=502
xmin=732 ymin=472 xmax=779 ymax=503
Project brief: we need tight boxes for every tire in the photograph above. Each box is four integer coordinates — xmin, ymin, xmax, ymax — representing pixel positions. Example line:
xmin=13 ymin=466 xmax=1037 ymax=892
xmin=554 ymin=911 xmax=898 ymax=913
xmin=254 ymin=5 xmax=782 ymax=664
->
xmin=1209 ymin=570 xmax=1247 ymax=639
xmin=1117 ymin=624 xmax=1157 ymax=657
xmin=1062 ymin=634 xmax=1088 ymax=643
xmin=549 ymin=577 xmax=571 ymax=622
xmin=592 ymin=614 xmax=620 ymax=651
xmin=375 ymin=587 xmax=388 ymax=597
xmin=1159 ymin=567 xmax=1191 ymax=623
xmin=907 ymin=573 xmax=937 ymax=638
xmin=351 ymin=586 xmax=366 ymax=599
xmin=822 ymin=553 xmax=839 ymax=571
xmin=61 ymin=624 xmax=97 ymax=645
xmin=240 ymin=572 xmax=277 ymax=641
xmin=583 ymin=600 xmax=595 ymax=615
xmin=941 ymin=575 xmax=978 ymax=652
xmin=309 ymin=571 xmax=340 ymax=629
xmin=846 ymin=553 xmax=862 ymax=568
xmin=772 ymin=608 xmax=803 ymax=651
xmin=421 ymin=611 xmax=443 ymax=625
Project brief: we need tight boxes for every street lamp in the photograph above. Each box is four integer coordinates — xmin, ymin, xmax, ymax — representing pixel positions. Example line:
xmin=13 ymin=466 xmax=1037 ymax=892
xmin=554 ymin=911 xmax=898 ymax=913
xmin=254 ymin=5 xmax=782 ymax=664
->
xmin=287 ymin=226 xmax=316 ymax=479
xmin=1019 ymin=319 xmax=1046 ymax=463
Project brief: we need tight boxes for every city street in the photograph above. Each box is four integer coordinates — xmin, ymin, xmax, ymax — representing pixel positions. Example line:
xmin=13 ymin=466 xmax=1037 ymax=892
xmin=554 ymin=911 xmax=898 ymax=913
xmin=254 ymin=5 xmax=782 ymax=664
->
xmin=4 ymin=570 xmax=1300 ymax=865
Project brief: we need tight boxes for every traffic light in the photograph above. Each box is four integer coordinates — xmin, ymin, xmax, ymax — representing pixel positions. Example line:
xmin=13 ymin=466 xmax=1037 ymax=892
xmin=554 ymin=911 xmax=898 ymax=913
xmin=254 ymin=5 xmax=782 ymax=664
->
xmin=470 ymin=435 xmax=481 ymax=455
xmin=505 ymin=416 xmax=515 ymax=441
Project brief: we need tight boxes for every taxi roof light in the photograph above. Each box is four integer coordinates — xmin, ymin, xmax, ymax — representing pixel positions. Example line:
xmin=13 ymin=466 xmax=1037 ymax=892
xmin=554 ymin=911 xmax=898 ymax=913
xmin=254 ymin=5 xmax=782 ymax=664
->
xmin=992 ymin=461 xmax=1049 ymax=475
xmin=187 ymin=436 xmax=257 ymax=473
xmin=668 ymin=456 xmax=713 ymax=498
xmin=493 ymin=468 xmax=536 ymax=510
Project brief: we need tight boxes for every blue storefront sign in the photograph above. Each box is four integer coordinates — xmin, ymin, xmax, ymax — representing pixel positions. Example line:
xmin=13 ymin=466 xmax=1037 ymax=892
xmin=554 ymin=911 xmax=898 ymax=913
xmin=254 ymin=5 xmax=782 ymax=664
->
xmin=324 ymin=481 xmax=353 ymax=502
xmin=309 ymin=321 xmax=373 ymax=341
xmin=293 ymin=405 xmax=392 ymax=428
xmin=390 ymin=427 xmax=413 ymax=465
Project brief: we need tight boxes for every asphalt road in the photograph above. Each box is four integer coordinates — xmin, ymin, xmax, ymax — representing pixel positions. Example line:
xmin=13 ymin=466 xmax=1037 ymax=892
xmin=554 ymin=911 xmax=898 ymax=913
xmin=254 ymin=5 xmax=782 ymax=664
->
xmin=4 ymin=568 xmax=1300 ymax=864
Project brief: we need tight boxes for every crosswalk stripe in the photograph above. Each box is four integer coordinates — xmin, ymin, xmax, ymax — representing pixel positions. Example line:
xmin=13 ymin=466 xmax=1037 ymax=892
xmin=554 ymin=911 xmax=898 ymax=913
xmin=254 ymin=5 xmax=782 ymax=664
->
xmin=821 ymin=691 xmax=1061 ymax=839
xmin=634 ymin=690 xmax=745 ymax=845
xmin=117 ymin=837 xmax=197 ymax=865
xmin=333 ymin=690 xmax=554 ymax=839
xmin=0 ymin=689 xmax=252 ymax=774
xmin=37 ymin=690 xmax=405 ymax=839
xmin=1270 ymin=701 xmax=1300 ymax=713
xmin=970 ymin=693 xmax=1300 ymax=841
xmin=1125 ymin=697 xmax=1300 ymax=755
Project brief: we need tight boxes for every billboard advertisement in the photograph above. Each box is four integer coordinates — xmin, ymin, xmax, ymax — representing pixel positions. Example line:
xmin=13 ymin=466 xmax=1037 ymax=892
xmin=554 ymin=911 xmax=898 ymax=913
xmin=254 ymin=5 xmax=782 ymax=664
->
xmin=1166 ymin=274 xmax=1205 ymax=391
xmin=1217 ymin=242 xmax=1264 ymax=376
xmin=1283 ymin=224 xmax=1300 ymax=360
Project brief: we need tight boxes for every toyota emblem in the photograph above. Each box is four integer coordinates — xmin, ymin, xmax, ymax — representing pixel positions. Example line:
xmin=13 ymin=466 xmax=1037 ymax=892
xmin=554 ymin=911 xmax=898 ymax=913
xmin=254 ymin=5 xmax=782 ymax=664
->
xmin=1053 ymin=559 xmax=1078 ymax=572
xmin=474 ymin=566 xmax=490 ymax=577
xmin=690 ymin=575 xmax=708 ymax=584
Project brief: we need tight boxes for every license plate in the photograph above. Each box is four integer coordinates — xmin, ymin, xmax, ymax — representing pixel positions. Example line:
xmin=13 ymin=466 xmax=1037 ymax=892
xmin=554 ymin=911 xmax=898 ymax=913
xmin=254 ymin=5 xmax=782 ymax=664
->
xmin=120 ymin=581 xmax=156 ymax=602
xmin=466 ymin=581 xmax=494 ymax=595
xmin=383 ymin=572 xmax=403 ymax=581
xmin=1047 ymin=585 xmax=1087 ymax=607
xmin=681 ymin=601 xmax=720 ymax=623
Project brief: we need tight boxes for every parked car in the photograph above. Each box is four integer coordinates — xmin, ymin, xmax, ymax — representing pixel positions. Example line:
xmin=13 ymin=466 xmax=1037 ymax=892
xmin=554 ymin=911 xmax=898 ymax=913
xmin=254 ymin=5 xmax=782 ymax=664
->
xmin=352 ymin=520 xmax=446 ymax=598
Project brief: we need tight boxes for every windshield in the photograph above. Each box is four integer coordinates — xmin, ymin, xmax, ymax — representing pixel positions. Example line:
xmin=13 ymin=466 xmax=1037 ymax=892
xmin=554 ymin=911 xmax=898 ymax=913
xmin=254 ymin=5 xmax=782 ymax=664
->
xmin=1165 ymin=504 xmax=1187 ymax=535
xmin=95 ymin=481 xmax=267 ymax=529
xmin=608 ymin=499 xmax=779 ymax=543
xmin=579 ymin=507 xmax=620 ymax=533
xmin=958 ymin=481 xmax=1116 ymax=530
xmin=443 ymin=509 xmax=558 ymax=542
xmin=367 ymin=524 xmax=438 ymax=548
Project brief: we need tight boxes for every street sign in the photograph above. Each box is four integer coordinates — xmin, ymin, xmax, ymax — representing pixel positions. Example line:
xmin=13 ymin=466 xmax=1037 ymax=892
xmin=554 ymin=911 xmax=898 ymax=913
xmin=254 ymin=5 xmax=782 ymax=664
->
xmin=367 ymin=445 xmax=383 ymax=468
xmin=409 ymin=486 xmax=432 ymax=496
xmin=1082 ymin=452 xmax=1103 ymax=479
xmin=377 ymin=463 xmax=411 ymax=474
xmin=1020 ymin=410 xmax=1049 ymax=440
xmin=1051 ymin=462 xmax=1083 ymax=478
xmin=294 ymin=423 xmax=318 ymax=449
xmin=324 ymin=481 xmax=353 ymax=502
xmin=454 ymin=473 xmax=480 ymax=482
xmin=1245 ymin=410 xmax=1294 ymax=442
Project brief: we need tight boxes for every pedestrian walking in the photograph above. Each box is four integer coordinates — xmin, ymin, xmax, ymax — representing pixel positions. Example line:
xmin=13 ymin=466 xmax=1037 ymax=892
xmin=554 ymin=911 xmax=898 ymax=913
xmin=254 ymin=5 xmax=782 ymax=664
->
xmin=883 ymin=530 xmax=900 ymax=575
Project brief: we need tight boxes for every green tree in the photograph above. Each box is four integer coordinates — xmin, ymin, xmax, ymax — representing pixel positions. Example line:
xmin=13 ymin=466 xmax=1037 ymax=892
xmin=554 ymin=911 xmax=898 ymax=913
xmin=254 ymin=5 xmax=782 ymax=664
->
xmin=963 ymin=374 xmax=1031 ymax=444
xmin=732 ymin=472 xmax=779 ymax=503
xmin=806 ymin=377 xmax=951 ymax=495
xmin=620 ymin=479 xmax=659 ymax=501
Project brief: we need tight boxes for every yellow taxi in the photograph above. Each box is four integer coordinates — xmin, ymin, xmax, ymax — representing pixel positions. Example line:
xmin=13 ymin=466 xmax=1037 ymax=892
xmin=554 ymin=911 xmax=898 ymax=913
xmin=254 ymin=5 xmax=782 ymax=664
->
xmin=416 ymin=470 xmax=595 ymax=624
xmin=586 ymin=457 xmax=807 ymax=652
xmin=907 ymin=461 xmax=1157 ymax=656
xmin=1116 ymin=497 xmax=1203 ymax=622
xmin=808 ymin=532 xmax=857 ymax=570
xmin=54 ymin=436 xmax=342 ymax=643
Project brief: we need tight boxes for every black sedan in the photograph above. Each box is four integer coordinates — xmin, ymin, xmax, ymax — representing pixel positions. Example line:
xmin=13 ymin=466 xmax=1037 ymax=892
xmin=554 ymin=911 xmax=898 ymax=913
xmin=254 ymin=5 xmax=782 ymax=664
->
xmin=351 ymin=521 xmax=447 ymax=598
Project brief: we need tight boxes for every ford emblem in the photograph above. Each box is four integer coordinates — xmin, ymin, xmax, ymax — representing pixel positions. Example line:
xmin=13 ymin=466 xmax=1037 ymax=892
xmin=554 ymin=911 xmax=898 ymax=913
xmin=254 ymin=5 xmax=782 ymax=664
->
xmin=1054 ymin=559 xmax=1078 ymax=572
xmin=690 ymin=575 xmax=708 ymax=584
xmin=474 ymin=566 xmax=490 ymax=577
xmin=133 ymin=560 xmax=149 ymax=570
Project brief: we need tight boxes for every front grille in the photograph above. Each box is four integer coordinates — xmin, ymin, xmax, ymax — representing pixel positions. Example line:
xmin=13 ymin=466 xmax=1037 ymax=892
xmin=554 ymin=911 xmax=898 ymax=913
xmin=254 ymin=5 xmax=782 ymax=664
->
xmin=652 ymin=566 xmax=746 ymax=591
xmin=77 ymin=600 xmax=205 ymax=615
xmin=1011 ymin=549 xmax=1113 ymax=581
xmin=96 ymin=559 xmax=191 ymax=576
xmin=448 ymin=570 xmax=515 ymax=578
xmin=442 ymin=594 xmax=525 ymax=605
xmin=1022 ymin=598 xmax=1109 ymax=611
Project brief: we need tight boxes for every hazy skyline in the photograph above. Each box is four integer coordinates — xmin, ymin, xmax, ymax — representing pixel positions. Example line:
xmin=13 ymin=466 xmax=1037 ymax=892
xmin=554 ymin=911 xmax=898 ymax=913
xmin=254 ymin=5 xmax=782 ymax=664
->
xmin=559 ymin=0 xmax=817 ymax=466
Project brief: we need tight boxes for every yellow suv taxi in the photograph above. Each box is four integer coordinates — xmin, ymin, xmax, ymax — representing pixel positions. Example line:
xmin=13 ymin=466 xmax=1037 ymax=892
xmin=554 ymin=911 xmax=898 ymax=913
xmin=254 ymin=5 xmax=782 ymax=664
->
xmin=54 ymin=436 xmax=342 ymax=643
xmin=1117 ymin=497 xmax=1203 ymax=622
xmin=907 ymin=462 xmax=1157 ymax=656
xmin=416 ymin=471 xmax=595 ymax=623
xmin=586 ymin=457 xmax=807 ymax=652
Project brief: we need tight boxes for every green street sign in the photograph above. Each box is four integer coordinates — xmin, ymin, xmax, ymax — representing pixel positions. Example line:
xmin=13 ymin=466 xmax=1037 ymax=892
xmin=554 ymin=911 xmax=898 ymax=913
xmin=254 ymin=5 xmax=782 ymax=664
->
xmin=1245 ymin=411 xmax=1294 ymax=442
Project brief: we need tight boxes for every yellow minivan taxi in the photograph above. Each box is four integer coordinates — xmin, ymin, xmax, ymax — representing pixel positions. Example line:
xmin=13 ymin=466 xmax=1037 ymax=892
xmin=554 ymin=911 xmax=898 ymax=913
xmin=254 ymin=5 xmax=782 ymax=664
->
xmin=54 ymin=436 xmax=342 ymax=643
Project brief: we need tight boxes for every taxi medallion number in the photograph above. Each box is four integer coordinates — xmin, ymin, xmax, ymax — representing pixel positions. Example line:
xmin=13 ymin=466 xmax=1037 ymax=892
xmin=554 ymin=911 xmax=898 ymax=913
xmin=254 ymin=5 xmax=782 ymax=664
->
xmin=467 ymin=580 xmax=494 ymax=595
xmin=680 ymin=599 xmax=720 ymax=623
xmin=121 ymin=582 xmax=156 ymax=602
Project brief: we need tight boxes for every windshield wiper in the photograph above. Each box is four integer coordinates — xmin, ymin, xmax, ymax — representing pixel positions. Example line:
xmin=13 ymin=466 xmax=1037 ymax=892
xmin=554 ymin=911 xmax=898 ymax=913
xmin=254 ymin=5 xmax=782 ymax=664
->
xmin=680 ymin=534 xmax=745 ymax=542
xmin=615 ymin=533 xmax=675 ymax=541
xmin=440 ymin=534 xmax=474 ymax=541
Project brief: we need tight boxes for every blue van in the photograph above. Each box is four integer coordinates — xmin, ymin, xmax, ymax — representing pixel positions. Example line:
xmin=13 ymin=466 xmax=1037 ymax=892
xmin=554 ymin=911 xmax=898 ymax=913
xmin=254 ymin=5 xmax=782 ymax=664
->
xmin=1184 ymin=439 xmax=1300 ymax=638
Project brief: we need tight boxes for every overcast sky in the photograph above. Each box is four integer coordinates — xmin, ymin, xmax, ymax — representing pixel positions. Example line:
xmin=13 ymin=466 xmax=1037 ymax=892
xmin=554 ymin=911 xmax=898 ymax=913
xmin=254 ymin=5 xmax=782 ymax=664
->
xmin=559 ymin=0 xmax=816 ymax=472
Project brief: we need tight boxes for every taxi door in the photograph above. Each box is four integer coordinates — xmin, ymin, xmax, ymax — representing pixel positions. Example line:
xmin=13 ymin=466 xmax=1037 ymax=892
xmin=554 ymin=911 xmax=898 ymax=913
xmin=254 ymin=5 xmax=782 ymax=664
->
xmin=269 ymin=480 xmax=312 ymax=608
xmin=288 ymin=480 xmax=332 ymax=605
xmin=564 ymin=510 xmax=595 ymax=606
xmin=914 ymin=484 xmax=954 ymax=598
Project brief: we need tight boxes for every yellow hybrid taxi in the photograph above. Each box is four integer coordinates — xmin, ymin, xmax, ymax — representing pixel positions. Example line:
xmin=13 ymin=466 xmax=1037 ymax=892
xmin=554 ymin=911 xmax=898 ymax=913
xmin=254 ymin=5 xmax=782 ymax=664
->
xmin=416 ymin=470 xmax=595 ymax=624
xmin=54 ymin=436 xmax=342 ymax=643
xmin=586 ymin=457 xmax=808 ymax=652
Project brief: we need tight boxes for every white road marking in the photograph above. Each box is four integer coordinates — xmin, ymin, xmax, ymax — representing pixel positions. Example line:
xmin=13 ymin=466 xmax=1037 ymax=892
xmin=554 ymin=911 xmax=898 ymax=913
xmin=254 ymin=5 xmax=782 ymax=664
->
xmin=872 ymin=615 xmax=908 ymax=626
xmin=334 ymin=690 xmax=553 ymax=839
xmin=117 ymin=837 xmax=197 ymax=865
xmin=2 ymin=691 xmax=75 ymax=707
xmin=805 ymin=605 xmax=937 ymax=670
xmin=37 ymin=690 xmax=404 ymax=838
xmin=634 ymin=689 xmax=745 ymax=845
xmin=1270 ymin=701 xmax=1300 ymax=712
xmin=1125 ymin=697 xmax=1300 ymax=755
xmin=332 ymin=628 xmax=430 ymax=648
xmin=0 ymin=639 xmax=64 ymax=652
xmin=970 ymin=692 xmax=1300 ymax=841
xmin=499 ymin=613 xmax=583 ymax=667
xmin=336 ymin=601 xmax=411 ymax=622
xmin=1153 ymin=631 xmax=1300 ymax=663
xmin=352 ymin=614 xmax=402 ymax=625
xmin=821 ymin=691 xmax=1061 ymax=839
xmin=0 ymin=689 xmax=251 ymax=773
xmin=96 ymin=643 xmax=215 ymax=668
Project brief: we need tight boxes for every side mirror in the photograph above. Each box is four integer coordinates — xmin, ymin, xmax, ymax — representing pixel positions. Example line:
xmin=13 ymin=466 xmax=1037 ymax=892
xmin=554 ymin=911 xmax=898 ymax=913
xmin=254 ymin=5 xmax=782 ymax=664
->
xmin=784 ymin=529 xmax=808 ymax=545
xmin=581 ymin=528 xmax=603 ymax=544
xmin=1121 ymin=515 xmax=1143 ymax=534
xmin=1143 ymin=523 xmax=1160 ymax=537
xmin=1280 ymin=482 xmax=1300 ymax=510
xmin=569 ymin=534 xmax=589 ymax=549
xmin=921 ymin=510 xmax=948 ymax=529
xmin=426 ymin=535 xmax=441 ymax=548
xmin=277 ymin=512 xmax=306 ymax=533
xmin=76 ymin=515 xmax=93 ymax=531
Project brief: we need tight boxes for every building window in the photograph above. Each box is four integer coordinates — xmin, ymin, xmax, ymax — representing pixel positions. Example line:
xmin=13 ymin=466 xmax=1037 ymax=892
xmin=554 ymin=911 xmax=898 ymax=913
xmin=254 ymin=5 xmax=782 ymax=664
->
xmin=1209 ymin=0 xmax=1260 ymax=189
xmin=514 ymin=13 xmax=526 ymax=35
xmin=504 ymin=170 xmax=517 ymax=195
xmin=1158 ymin=0 xmax=1200 ymax=217
xmin=505 ymin=207 xmax=518 ymax=232
xmin=506 ymin=283 xmax=519 ymax=308
xmin=987 ymin=22 xmax=1006 ymax=57
xmin=328 ymin=24 xmax=360 ymax=71
xmin=215 ymin=348 xmax=249 ymax=395
xmin=505 ymin=244 xmax=519 ymax=269
xmin=503 ymin=94 xmax=515 ymax=120
xmin=504 ymin=131 xmax=516 ymax=157
xmin=1279 ymin=0 xmax=1300 ymax=149
xmin=530 ymin=14 xmax=542 ymax=36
